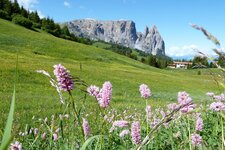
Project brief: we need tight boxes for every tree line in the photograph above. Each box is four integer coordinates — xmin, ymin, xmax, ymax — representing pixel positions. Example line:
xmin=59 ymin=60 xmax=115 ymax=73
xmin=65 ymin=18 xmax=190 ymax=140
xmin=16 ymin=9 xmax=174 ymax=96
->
xmin=99 ymin=41 xmax=173 ymax=69
xmin=0 ymin=0 xmax=92 ymax=45
xmin=191 ymin=55 xmax=225 ymax=69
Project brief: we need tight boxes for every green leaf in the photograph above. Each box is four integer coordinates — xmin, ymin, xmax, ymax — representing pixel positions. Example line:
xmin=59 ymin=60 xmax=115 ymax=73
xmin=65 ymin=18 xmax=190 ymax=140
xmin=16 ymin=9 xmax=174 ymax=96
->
xmin=81 ymin=135 xmax=105 ymax=150
xmin=0 ymin=85 xmax=16 ymax=150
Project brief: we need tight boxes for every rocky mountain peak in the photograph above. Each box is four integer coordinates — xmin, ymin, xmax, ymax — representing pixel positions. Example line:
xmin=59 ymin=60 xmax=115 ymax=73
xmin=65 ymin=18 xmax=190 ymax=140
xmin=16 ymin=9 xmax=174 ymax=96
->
xmin=66 ymin=19 xmax=165 ymax=55
xmin=144 ymin=26 xmax=149 ymax=37
xmin=149 ymin=25 xmax=159 ymax=35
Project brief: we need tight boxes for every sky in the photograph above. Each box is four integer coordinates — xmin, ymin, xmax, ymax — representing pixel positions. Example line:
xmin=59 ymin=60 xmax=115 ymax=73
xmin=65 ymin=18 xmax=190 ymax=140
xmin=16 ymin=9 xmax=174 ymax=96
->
xmin=16 ymin=0 xmax=225 ymax=58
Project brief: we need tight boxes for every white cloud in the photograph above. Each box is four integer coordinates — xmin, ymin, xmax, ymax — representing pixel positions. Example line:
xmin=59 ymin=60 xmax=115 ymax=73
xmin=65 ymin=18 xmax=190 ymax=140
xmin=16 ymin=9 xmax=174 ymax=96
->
xmin=17 ymin=0 xmax=38 ymax=9
xmin=17 ymin=0 xmax=44 ymax=18
xmin=167 ymin=44 xmax=219 ymax=58
xmin=167 ymin=44 xmax=198 ymax=57
xmin=37 ymin=10 xmax=44 ymax=19
xmin=29 ymin=9 xmax=45 ymax=18
xmin=64 ymin=1 xmax=71 ymax=8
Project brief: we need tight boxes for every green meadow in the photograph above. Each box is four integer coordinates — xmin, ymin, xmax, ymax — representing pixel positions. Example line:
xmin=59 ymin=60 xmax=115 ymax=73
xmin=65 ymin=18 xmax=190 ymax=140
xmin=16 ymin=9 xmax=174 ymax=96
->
xmin=0 ymin=18 xmax=221 ymax=130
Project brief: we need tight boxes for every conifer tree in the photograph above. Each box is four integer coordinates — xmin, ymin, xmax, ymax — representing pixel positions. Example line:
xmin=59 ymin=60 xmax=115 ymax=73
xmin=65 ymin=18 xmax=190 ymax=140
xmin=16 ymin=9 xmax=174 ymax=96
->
xmin=4 ymin=0 xmax=12 ymax=17
xmin=29 ymin=11 xmax=40 ymax=23
xmin=21 ymin=6 xmax=28 ymax=18
xmin=12 ymin=0 xmax=20 ymax=14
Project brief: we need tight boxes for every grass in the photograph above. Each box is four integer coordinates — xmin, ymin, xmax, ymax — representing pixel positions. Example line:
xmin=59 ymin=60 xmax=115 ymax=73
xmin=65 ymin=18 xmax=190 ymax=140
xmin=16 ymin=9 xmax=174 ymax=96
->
xmin=92 ymin=41 xmax=112 ymax=49
xmin=0 ymin=18 xmax=222 ymax=132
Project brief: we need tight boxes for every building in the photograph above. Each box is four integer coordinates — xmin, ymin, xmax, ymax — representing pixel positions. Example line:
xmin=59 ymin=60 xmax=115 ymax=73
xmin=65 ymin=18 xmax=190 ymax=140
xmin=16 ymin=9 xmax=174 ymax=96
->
xmin=168 ymin=61 xmax=192 ymax=69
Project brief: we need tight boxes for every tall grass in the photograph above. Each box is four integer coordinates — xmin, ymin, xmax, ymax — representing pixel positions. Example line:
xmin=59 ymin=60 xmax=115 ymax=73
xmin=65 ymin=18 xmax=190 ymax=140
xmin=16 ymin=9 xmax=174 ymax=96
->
xmin=0 ymin=52 xmax=18 ymax=150
xmin=0 ymin=86 xmax=16 ymax=150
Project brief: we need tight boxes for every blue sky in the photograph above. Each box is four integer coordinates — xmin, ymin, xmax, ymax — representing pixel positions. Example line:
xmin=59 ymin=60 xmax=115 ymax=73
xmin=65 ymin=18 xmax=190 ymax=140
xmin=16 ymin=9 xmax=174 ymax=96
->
xmin=17 ymin=0 xmax=225 ymax=58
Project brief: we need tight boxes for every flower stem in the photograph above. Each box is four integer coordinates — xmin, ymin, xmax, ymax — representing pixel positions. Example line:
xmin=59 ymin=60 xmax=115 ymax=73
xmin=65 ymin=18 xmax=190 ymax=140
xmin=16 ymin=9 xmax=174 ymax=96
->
xmin=221 ymin=112 xmax=224 ymax=150
xmin=146 ymin=99 xmax=149 ymax=134
xmin=68 ymin=91 xmax=85 ymax=143
xmin=187 ymin=116 xmax=192 ymax=150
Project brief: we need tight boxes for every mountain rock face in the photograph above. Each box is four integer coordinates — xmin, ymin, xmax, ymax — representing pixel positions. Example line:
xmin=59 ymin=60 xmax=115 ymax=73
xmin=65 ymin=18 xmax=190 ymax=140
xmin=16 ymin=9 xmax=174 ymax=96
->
xmin=135 ymin=25 xmax=165 ymax=55
xmin=66 ymin=19 xmax=165 ymax=55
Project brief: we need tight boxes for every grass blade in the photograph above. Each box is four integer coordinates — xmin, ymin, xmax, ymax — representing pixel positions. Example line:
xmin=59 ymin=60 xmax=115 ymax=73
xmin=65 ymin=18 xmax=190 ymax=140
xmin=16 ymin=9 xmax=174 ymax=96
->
xmin=81 ymin=135 xmax=104 ymax=150
xmin=0 ymin=85 xmax=16 ymax=150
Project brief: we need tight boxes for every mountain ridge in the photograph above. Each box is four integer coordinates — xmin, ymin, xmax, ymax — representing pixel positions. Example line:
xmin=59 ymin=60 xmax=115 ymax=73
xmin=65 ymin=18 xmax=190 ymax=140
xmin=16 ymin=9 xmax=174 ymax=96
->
xmin=65 ymin=19 xmax=165 ymax=55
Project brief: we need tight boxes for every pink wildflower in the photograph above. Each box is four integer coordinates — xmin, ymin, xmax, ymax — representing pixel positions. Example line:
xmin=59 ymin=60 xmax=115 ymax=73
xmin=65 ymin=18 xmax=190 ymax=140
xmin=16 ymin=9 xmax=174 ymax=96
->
xmin=139 ymin=84 xmax=151 ymax=99
xmin=146 ymin=105 xmax=152 ymax=121
xmin=113 ymin=120 xmax=129 ymax=128
xmin=104 ymin=114 xmax=114 ymax=123
xmin=53 ymin=64 xmax=74 ymax=92
xmin=191 ymin=134 xmax=202 ymax=146
xmin=41 ymin=132 xmax=46 ymax=139
xmin=87 ymin=85 xmax=100 ymax=97
xmin=146 ymin=105 xmax=151 ymax=112
xmin=150 ymin=116 xmax=161 ymax=128
xmin=206 ymin=92 xmax=214 ymax=97
xmin=120 ymin=130 xmax=130 ymax=138
xmin=160 ymin=110 xmax=166 ymax=118
xmin=195 ymin=113 xmax=203 ymax=132
xmin=177 ymin=91 xmax=192 ymax=105
xmin=10 ymin=141 xmax=22 ymax=150
xmin=131 ymin=121 xmax=141 ymax=145
xmin=82 ymin=118 xmax=91 ymax=140
xmin=97 ymin=81 xmax=112 ymax=108
xmin=167 ymin=103 xmax=179 ymax=111
xmin=177 ymin=91 xmax=196 ymax=113
xmin=213 ymin=93 xmax=224 ymax=101
xmin=180 ymin=104 xmax=196 ymax=113
xmin=34 ymin=128 xmax=38 ymax=135
xmin=210 ymin=102 xmax=225 ymax=111
xmin=53 ymin=133 xmax=58 ymax=141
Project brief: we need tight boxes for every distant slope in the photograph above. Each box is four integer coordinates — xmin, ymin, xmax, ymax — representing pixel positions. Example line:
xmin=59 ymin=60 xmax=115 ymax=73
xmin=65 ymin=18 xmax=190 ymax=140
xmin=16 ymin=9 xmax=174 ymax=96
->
xmin=0 ymin=19 xmax=220 ymax=127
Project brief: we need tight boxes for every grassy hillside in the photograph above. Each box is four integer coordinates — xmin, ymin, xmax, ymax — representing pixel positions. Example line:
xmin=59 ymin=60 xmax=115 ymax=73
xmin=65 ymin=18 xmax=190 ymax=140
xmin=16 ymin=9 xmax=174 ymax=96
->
xmin=0 ymin=19 xmax=221 ymax=129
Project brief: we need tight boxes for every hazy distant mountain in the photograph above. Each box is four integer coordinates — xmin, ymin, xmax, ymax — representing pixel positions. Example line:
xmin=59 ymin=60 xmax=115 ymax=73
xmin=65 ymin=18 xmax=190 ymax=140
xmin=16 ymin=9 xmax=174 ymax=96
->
xmin=65 ymin=19 xmax=165 ymax=55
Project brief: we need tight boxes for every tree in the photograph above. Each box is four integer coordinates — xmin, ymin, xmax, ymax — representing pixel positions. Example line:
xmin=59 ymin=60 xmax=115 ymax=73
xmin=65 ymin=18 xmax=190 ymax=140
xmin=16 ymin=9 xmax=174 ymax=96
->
xmin=0 ymin=9 xmax=8 ymax=19
xmin=218 ymin=55 xmax=225 ymax=67
xmin=141 ymin=57 xmax=146 ymax=63
xmin=41 ymin=17 xmax=62 ymax=37
xmin=130 ymin=53 xmax=138 ymax=60
xmin=4 ymin=0 xmax=12 ymax=18
xmin=147 ymin=55 xmax=157 ymax=67
xmin=12 ymin=0 xmax=20 ymax=14
xmin=29 ymin=11 xmax=40 ymax=23
xmin=209 ymin=62 xmax=216 ymax=68
xmin=61 ymin=26 xmax=71 ymax=37
xmin=52 ymin=23 xmax=61 ymax=37
xmin=0 ymin=0 xmax=8 ymax=10
xmin=192 ymin=55 xmax=209 ymax=68
xmin=20 ymin=6 xmax=28 ymax=18
xmin=41 ymin=17 xmax=55 ymax=31
xmin=12 ymin=14 xmax=33 ymax=28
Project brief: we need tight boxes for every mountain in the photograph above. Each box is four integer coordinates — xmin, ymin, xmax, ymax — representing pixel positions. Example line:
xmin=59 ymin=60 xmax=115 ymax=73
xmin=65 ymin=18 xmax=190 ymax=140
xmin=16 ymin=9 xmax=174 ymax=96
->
xmin=66 ymin=19 xmax=165 ymax=55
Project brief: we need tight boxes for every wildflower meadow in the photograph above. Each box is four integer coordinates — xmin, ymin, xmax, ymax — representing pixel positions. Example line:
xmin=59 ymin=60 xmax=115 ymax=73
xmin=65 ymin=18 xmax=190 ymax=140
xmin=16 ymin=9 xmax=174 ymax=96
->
xmin=1 ymin=25 xmax=225 ymax=150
